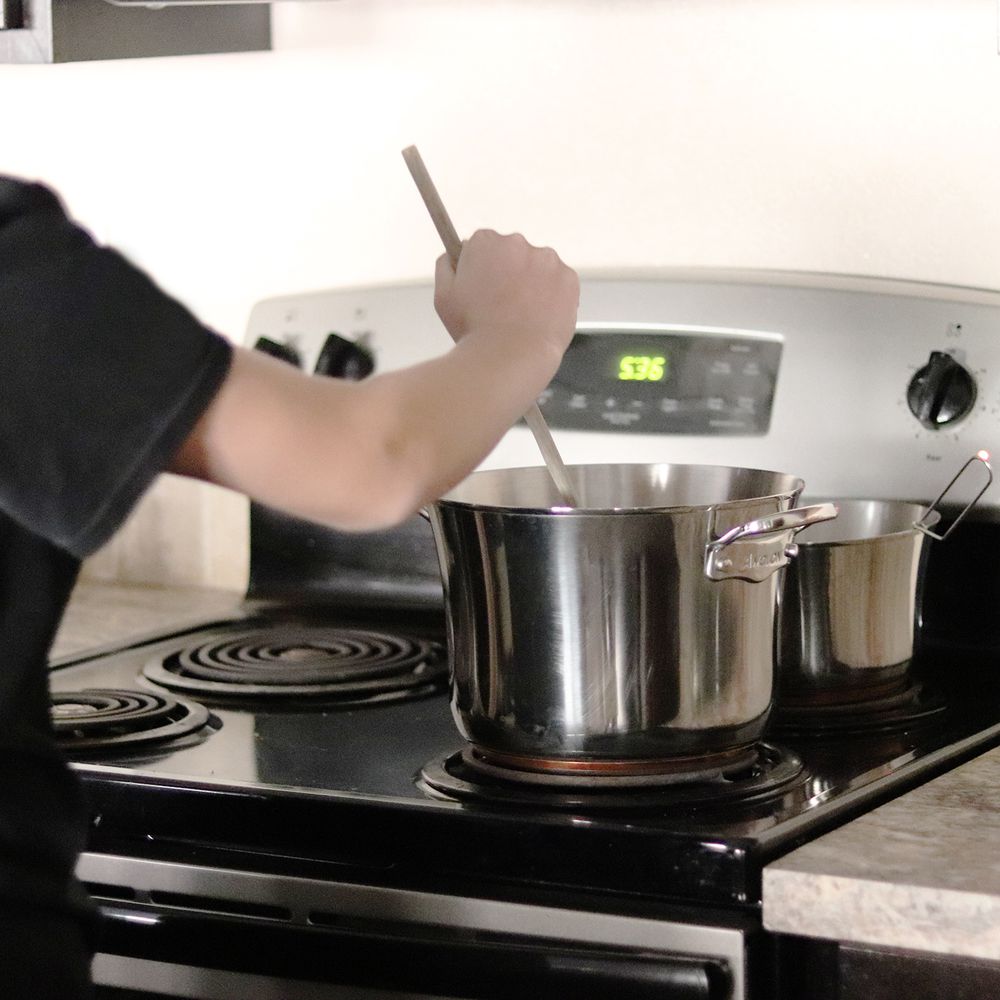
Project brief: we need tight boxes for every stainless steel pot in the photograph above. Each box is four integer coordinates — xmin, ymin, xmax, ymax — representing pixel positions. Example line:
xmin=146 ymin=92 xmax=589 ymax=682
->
xmin=776 ymin=453 xmax=993 ymax=704
xmin=776 ymin=500 xmax=939 ymax=703
xmin=426 ymin=463 xmax=836 ymax=771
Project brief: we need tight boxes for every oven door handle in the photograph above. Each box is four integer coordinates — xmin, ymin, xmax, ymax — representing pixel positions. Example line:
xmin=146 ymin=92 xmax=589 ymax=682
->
xmin=537 ymin=949 xmax=730 ymax=999
xmin=97 ymin=903 xmax=733 ymax=999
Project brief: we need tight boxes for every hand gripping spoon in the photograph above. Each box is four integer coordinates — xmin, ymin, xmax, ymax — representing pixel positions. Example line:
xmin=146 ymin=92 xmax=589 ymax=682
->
xmin=401 ymin=144 xmax=578 ymax=508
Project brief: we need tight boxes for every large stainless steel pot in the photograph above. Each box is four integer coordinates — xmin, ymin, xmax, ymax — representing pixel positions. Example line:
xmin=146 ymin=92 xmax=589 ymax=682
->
xmin=426 ymin=463 xmax=836 ymax=771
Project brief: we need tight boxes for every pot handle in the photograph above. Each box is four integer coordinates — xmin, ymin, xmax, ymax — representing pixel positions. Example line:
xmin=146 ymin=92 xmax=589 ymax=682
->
xmin=704 ymin=502 xmax=839 ymax=583
xmin=914 ymin=450 xmax=993 ymax=542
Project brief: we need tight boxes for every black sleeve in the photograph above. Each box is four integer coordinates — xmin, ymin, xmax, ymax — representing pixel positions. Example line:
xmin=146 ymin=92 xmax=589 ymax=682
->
xmin=0 ymin=177 xmax=233 ymax=558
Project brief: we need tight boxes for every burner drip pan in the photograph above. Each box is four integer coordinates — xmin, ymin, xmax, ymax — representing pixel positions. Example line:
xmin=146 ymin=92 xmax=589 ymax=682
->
xmin=141 ymin=627 xmax=447 ymax=706
xmin=772 ymin=679 xmax=947 ymax=735
xmin=51 ymin=688 xmax=212 ymax=754
xmin=419 ymin=743 xmax=805 ymax=811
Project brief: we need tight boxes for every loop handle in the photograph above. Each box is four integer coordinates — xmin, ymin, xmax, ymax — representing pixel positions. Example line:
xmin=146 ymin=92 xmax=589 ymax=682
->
xmin=914 ymin=451 xmax=993 ymax=542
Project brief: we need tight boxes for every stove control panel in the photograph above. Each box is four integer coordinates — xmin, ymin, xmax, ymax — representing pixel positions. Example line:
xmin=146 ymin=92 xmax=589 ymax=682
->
xmin=539 ymin=325 xmax=782 ymax=436
xmin=246 ymin=270 xmax=1000 ymax=512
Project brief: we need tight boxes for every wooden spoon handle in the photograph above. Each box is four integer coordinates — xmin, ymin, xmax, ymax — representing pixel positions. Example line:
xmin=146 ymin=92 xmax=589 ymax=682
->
xmin=402 ymin=145 xmax=463 ymax=265
xmin=401 ymin=144 xmax=578 ymax=507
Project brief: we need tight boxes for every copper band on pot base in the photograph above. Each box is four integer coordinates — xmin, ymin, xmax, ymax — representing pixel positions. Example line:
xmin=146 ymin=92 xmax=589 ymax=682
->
xmin=468 ymin=743 xmax=761 ymax=787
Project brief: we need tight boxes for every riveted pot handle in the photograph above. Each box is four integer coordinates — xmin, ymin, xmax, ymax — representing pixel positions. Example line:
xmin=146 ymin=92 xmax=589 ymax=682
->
xmin=705 ymin=502 xmax=839 ymax=583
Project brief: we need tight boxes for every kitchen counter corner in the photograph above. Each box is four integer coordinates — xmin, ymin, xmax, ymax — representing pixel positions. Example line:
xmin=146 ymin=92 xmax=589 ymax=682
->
xmin=52 ymin=579 xmax=245 ymax=662
xmin=763 ymin=745 xmax=1000 ymax=961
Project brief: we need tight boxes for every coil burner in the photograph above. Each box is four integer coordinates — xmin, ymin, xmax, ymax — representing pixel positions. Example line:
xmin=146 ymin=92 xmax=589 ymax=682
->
xmin=51 ymin=689 xmax=214 ymax=756
xmin=418 ymin=743 xmax=805 ymax=811
xmin=141 ymin=627 xmax=447 ymax=707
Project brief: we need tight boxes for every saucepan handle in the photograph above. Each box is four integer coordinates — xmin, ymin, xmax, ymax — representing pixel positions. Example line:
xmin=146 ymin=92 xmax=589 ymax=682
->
xmin=704 ymin=502 xmax=839 ymax=583
xmin=914 ymin=450 xmax=993 ymax=542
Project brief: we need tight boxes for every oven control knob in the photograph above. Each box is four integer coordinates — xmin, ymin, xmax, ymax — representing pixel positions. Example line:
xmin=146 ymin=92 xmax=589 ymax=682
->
xmin=253 ymin=336 xmax=301 ymax=368
xmin=314 ymin=333 xmax=375 ymax=381
xmin=906 ymin=351 xmax=977 ymax=429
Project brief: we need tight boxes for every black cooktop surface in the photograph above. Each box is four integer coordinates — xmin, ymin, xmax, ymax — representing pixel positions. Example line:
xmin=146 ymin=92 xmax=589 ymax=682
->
xmin=49 ymin=608 xmax=1000 ymax=910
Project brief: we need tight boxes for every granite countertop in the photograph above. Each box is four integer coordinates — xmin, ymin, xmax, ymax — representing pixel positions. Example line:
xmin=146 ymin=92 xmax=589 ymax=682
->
xmin=51 ymin=579 xmax=245 ymax=661
xmin=763 ymin=746 xmax=1000 ymax=961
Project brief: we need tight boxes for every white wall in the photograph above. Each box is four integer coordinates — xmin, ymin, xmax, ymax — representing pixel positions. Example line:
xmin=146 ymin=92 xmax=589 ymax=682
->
xmin=3 ymin=0 xmax=999 ymax=589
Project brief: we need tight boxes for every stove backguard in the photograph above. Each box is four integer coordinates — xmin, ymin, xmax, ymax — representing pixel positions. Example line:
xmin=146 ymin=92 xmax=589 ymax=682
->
xmin=244 ymin=270 xmax=1000 ymax=613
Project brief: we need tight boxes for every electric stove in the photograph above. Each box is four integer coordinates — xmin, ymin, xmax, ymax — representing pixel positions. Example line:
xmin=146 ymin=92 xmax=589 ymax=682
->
xmin=52 ymin=271 xmax=1000 ymax=1000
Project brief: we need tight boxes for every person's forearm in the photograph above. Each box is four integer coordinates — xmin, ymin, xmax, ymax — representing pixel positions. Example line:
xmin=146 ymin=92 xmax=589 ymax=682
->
xmin=356 ymin=326 xmax=565 ymax=510
xmin=171 ymin=230 xmax=579 ymax=531
xmin=171 ymin=332 xmax=562 ymax=532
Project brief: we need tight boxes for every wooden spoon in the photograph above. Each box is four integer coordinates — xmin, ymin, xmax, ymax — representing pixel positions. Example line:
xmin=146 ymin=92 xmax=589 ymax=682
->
xmin=402 ymin=144 xmax=578 ymax=508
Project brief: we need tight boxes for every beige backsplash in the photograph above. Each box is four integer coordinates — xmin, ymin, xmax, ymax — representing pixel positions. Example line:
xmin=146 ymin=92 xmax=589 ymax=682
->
xmin=81 ymin=475 xmax=249 ymax=592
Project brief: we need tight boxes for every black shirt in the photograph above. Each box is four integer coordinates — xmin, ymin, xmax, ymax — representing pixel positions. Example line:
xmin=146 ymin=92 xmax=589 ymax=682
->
xmin=0 ymin=178 xmax=233 ymax=994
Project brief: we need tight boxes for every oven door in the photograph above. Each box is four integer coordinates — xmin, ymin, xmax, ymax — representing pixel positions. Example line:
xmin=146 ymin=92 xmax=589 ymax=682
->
xmin=82 ymin=854 xmax=747 ymax=1000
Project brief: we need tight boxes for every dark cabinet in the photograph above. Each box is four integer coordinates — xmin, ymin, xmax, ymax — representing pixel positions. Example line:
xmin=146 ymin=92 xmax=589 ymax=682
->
xmin=0 ymin=0 xmax=270 ymax=63
xmin=774 ymin=933 xmax=1000 ymax=1000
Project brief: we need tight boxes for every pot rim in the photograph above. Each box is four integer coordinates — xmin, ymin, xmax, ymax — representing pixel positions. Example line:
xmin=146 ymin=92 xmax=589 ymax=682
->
xmin=435 ymin=461 xmax=805 ymax=517
xmin=794 ymin=498 xmax=940 ymax=547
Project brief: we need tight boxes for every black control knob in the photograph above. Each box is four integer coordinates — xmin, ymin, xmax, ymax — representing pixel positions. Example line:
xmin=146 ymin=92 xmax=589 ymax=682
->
xmin=906 ymin=351 xmax=977 ymax=430
xmin=1 ymin=0 xmax=24 ymax=30
xmin=253 ymin=336 xmax=302 ymax=368
xmin=314 ymin=333 xmax=375 ymax=381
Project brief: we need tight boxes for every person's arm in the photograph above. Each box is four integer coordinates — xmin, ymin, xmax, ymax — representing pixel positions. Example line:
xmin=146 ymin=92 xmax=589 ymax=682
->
xmin=169 ymin=229 xmax=579 ymax=531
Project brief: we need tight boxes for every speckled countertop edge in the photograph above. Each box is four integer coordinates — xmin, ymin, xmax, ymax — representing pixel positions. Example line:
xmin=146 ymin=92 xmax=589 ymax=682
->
xmin=763 ymin=745 xmax=1000 ymax=960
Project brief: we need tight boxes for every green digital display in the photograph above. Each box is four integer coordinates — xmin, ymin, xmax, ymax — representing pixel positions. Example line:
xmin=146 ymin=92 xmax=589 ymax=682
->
xmin=617 ymin=354 xmax=667 ymax=382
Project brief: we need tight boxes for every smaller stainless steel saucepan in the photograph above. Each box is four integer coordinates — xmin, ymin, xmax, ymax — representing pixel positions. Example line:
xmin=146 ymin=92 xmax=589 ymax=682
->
xmin=776 ymin=452 xmax=993 ymax=705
